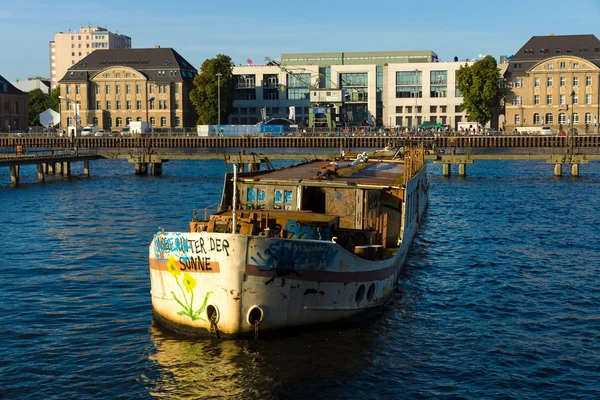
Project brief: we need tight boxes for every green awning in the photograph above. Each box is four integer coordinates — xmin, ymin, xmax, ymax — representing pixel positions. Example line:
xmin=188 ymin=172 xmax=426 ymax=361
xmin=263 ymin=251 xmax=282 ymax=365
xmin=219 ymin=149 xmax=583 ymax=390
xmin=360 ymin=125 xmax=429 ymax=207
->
xmin=418 ymin=122 xmax=442 ymax=128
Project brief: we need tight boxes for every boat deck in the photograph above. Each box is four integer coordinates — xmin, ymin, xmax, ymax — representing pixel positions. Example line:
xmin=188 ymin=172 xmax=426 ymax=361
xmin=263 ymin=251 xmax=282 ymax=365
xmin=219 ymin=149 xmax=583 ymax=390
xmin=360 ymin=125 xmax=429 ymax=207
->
xmin=241 ymin=160 xmax=406 ymax=188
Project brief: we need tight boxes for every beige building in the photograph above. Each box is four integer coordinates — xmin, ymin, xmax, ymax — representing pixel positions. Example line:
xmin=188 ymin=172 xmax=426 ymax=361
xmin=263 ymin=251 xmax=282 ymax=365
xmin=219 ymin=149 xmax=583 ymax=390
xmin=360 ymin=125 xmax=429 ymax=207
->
xmin=506 ymin=34 xmax=600 ymax=133
xmin=58 ymin=47 xmax=198 ymax=131
xmin=230 ymin=51 xmax=474 ymax=128
xmin=50 ymin=26 xmax=131 ymax=89
xmin=0 ymin=75 xmax=29 ymax=132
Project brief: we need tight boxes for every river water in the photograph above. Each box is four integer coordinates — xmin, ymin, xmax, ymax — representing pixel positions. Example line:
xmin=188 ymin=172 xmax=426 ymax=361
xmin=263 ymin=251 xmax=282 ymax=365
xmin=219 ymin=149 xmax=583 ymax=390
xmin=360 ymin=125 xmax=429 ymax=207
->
xmin=1 ymin=156 xmax=599 ymax=399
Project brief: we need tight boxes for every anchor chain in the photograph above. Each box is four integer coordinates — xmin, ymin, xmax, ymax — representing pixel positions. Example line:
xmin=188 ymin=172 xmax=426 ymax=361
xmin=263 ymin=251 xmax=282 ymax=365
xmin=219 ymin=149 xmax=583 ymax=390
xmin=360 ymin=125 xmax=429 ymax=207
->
xmin=210 ymin=312 xmax=220 ymax=339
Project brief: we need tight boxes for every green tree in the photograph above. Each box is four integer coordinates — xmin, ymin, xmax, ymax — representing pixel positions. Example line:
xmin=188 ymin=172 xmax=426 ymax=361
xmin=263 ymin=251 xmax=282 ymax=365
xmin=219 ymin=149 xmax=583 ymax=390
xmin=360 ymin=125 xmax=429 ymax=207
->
xmin=28 ymin=88 xmax=47 ymax=126
xmin=456 ymin=56 xmax=502 ymax=126
xmin=190 ymin=54 xmax=234 ymax=125
xmin=46 ymin=85 xmax=60 ymax=112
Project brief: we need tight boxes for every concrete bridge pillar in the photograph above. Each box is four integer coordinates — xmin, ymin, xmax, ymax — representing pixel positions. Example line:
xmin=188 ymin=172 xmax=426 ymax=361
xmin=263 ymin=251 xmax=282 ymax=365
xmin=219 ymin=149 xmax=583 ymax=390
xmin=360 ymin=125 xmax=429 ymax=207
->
xmin=62 ymin=161 xmax=71 ymax=176
xmin=37 ymin=164 xmax=45 ymax=183
xmin=458 ymin=163 xmax=467 ymax=176
xmin=135 ymin=162 xmax=148 ymax=175
xmin=56 ymin=162 xmax=62 ymax=174
xmin=442 ymin=163 xmax=451 ymax=176
xmin=150 ymin=162 xmax=162 ymax=176
xmin=554 ymin=163 xmax=563 ymax=177
xmin=84 ymin=160 xmax=90 ymax=177
xmin=48 ymin=163 xmax=55 ymax=175
xmin=10 ymin=165 xmax=19 ymax=187
xmin=571 ymin=163 xmax=579 ymax=177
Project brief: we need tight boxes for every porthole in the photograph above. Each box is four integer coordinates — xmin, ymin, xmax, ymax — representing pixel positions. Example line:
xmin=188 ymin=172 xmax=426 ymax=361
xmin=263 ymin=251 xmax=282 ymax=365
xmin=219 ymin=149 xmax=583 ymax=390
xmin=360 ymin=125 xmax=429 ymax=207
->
xmin=367 ymin=283 xmax=376 ymax=302
xmin=355 ymin=284 xmax=365 ymax=303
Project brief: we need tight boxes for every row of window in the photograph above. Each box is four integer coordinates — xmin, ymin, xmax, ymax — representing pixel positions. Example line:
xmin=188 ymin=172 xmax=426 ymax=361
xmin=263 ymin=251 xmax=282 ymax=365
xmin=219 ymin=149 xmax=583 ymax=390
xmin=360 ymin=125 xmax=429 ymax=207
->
xmin=523 ymin=47 xmax=596 ymax=55
xmin=515 ymin=112 xmax=595 ymax=125
xmin=91 ymin=99 xmax=179 ymax=110
xmin=528 ymin=76 xmax=592 ymax=87
xmin=66 ymin=116 xmax=180 ymax=127
xmin=395 ymin=105 xmax=462 ymax=113
xmin=512 ymin=93 xmax=594 ymax=105
xmin=231 ymin=106 xmax=310 ymax=116
xmin=66 ymin=83 xmax=179 ymax=95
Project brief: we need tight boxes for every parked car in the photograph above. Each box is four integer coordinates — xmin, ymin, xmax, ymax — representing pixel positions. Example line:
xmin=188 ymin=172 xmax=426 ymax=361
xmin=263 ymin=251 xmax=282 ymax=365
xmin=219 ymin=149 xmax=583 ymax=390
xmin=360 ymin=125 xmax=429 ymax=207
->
xmin=94 ymin=130 xmax=110 ymax=137
xmin=540 ymin=126 xmax=553 ymax=135
xmin=120 ymin=126 xmax=130 ymax=136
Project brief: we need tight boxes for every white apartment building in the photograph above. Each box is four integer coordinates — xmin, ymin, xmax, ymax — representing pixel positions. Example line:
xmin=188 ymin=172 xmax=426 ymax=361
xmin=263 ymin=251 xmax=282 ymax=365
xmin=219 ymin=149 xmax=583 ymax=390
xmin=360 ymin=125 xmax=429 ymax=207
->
xmin=49 ymin=26 xmax=131 ymax=89
xmin=230 ymin=52 xmax=473 ymax=129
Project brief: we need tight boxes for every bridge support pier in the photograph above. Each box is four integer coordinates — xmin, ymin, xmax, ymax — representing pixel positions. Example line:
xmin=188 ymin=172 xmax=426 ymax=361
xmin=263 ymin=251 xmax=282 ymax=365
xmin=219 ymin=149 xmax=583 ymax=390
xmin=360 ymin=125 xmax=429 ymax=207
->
xmin=62 ymin=161 xmax=71 ymax=176
xmin=458 ymin=163 xmax=467 ymax=176
xmin=442 ymin=163 xmax=451 ymax=176
xmin=150 ymin=162 xmax=162 ymax=176
xmin=571 ymin=163 xmax=579 ymax=177
xmin=135 ymin=162 xmax=148 ymax=175
xmin=554 ymin=163 xmax=562 ymax=177
xmin=10 ymin=165 xmax=19 ymax=187
xmin=37 ymin=164 xmax=45 ymax=183
xmin=47 ymin=163 xmax=55 ymax=175
xmin=84 ymin=160 xmax=90 ymax=177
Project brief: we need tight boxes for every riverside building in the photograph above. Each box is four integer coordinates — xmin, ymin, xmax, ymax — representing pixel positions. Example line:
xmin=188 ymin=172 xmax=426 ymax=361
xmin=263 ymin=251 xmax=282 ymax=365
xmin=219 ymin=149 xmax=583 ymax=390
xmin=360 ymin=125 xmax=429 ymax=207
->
xmin=0 ymin=75 xmax=28 ymax=132
xmin=58 ymin=47 xmax=198 ymax=131
xmin=505 ymin=34 xmax=600 ymax=134
xmin=50 ymin=26 xmax=132 ymax=89
xmin=230 ymin=51 xmax=474 ymax=129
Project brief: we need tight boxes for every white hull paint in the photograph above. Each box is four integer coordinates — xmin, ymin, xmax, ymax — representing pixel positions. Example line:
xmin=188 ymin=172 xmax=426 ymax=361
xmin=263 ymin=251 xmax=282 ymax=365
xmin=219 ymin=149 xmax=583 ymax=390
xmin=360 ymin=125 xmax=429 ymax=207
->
xmin=149 ymin=166 xmax=428 ymax=337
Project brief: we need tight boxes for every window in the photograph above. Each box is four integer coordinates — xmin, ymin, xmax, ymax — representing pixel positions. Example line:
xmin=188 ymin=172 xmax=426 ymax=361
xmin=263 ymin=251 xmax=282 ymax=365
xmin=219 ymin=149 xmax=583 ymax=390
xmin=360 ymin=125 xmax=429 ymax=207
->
xmin=560 ymin=77 xmax=566 ymax=87
xmin=573 ymin=63 xmax=579 ymax=69
xmin=174 ymin=84 xmax=179 ymax=94
xmin=547 ymin=77 xmax=553 ymax=87
xmin=106 ymin=101 xmax=111 ymax=110
xmin=586 ymin=76 xmax=592 ymax=86
xmin=160 ymin=117 xmax=167 ymax=127
xmin=546 ymin=113 xmax=554 ymax=124
xmin=573 ymin=95 xmax=578 ymax=105
xmin=512 ymin=95 xmax=522 ymax=105
xmin=547 ymin=95 xmax=553 ymax=105
xmin=116 ymin=85 xmax=121 ymax=94
xmin=116 ymin=101 xmax=121 ymax=110
xmin=105 ymin=85 xmax=110 ymax=94
xmin=573 ymin=113 xmax=579 ymax=124
xmin=560 ymin=95 xmax=566 ymax=105
xmin=115 ymin=73 xmax=121 ymax=78
xmin=149 ymin=85 xmax=154 ymax=94
xmin=116 ymin=117 xmax=123 ymax=127
xmin=92 ymin=117 xmax=98 ymax=125
xmin=149 ymin=99 xmax=155 ymax=110
xmin=586 ymin=94 xmax=592 ymax=104
xmin=573 ymin=77 xmax=579 ymax=87
xmin=95 ymin=85 xmax=100 ymax=95
xmin=175 ymin=117 xmax=180 ymax=127
xmin=136 ymin=100 xmax=142 ymax=109
xmin=534 ymin=77 xmax=540 ymax=87
xmin=559 ymin=61 xmax=566 ymax=69
xmin=513 ymin=78 xmax=522 ymax=88
xmin=533 ymin=113 xmax=540 ymax=124
xmin=558 ymin=113 xmax=566 ymax=124
xmin=96 ymin=100 xmax=101 ymax=110
xmin=585 ymin=113 xmax=592 ymax=124
xmin=126 ymin=85 xmax=131 ymax=94
xmin=547 ymin=63 xmax=553 ymax=69
xmin=136 ymin=84 xmax=141 ymax=94
xmin=514 ymin=114 xmax=520 ymax=124
xmin=126 ymin=117 xmax=132 ymax=126
xmin=126 ymin=100 xmax=131 ymax=110
xmin=175 ymin=99 xmax=180 ymax=109
xmin=534 ymin=95 xmax=540 ymax=105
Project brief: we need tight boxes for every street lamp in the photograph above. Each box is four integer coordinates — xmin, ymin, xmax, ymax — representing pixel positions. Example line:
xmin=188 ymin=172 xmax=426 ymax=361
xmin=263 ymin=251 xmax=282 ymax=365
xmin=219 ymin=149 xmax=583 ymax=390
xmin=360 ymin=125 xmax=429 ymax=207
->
xmin=59 ymin=95 xmax=76 ymax=136
xmin=216 ymin=73 xmax=222 ymax=125
xmin=147 ymin=96 xmax=155 ymax=136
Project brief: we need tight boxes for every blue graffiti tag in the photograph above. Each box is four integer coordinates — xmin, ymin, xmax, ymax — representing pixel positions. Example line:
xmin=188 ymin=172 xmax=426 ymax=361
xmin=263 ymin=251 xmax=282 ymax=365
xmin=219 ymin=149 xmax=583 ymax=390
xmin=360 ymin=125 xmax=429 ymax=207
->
xmin=250 ymin=240 xmax=337 ymax=272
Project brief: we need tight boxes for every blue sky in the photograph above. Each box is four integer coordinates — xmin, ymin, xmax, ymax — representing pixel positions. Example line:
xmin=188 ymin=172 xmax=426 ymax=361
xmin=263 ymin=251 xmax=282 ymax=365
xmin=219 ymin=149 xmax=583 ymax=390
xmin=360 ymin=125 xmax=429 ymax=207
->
xmin=1 ymin=0 xmax=600 ymax=82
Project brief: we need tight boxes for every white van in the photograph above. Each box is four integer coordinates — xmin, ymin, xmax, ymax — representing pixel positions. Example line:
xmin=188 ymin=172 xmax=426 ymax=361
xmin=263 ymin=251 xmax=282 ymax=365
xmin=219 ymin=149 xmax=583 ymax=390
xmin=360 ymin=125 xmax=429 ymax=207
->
xmin=81 ymin=125 xmax=99 ymax=136
xmin=540 ymin=126 xmax=553 ymax=135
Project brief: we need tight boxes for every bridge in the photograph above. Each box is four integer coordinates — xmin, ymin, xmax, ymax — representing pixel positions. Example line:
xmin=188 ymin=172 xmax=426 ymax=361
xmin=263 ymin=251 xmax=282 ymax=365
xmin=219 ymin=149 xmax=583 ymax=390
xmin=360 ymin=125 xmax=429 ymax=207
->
xmin=2 ymin=134 xmax=600 ymax=186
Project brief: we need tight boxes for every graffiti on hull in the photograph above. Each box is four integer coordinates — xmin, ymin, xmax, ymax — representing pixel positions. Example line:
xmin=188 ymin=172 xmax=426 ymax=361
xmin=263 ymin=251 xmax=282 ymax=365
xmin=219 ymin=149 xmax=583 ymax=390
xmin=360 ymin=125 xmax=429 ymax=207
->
xmin=249 ymin=240 xmax=338 ymax=273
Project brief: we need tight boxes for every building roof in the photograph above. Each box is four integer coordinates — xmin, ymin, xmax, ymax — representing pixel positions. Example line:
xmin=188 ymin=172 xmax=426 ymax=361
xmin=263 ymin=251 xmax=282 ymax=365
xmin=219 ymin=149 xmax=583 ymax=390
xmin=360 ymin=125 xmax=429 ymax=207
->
xmin=58 ymin=48 xmax=198 ymax=84
xmin=280 ymin=50 xmax=438 ymax=67
xmin=0 ymin=75 xmax=27 ymax=95
xmin=508 ymin=34 xmax=600 ymax=74
xmin=11 ymin=78 xmax=50 ymax=94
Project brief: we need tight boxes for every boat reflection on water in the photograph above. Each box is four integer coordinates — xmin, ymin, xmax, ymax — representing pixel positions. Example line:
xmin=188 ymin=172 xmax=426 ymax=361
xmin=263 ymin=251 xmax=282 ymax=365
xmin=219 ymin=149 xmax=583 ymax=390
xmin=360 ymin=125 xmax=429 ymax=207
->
xmin=144 ymin=316 xmax=395 ymax=399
